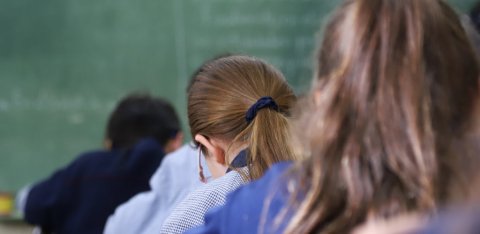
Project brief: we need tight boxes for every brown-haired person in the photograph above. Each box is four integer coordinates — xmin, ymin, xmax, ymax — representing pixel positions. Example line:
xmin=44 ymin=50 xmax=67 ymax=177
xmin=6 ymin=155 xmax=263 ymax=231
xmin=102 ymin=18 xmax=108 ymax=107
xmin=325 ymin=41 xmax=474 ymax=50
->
xmin=160 ymin=55 xmax=298 ymax=233
xmin=20 ymin=93 xmax=183 ymax=234
xmin=186 ymin=0 xmax=480 ymax=233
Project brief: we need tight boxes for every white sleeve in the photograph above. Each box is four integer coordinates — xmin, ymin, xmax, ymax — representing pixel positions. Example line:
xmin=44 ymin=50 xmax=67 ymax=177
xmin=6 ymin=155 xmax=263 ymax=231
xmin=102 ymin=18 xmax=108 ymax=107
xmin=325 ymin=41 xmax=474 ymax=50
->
xmin=15 ymin=184 xmax=32 ymax=216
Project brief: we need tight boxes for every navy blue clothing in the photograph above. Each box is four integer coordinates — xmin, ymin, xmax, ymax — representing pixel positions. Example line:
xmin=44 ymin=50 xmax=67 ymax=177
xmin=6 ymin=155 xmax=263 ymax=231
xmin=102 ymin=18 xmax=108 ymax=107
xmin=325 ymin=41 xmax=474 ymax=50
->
xmin=186 ymin=162 xmax=294 ymax=234
xmin=24 ymin=138 xmax=165 ymax=234
xmin=226 ymin=150 xmax=247 ymax=173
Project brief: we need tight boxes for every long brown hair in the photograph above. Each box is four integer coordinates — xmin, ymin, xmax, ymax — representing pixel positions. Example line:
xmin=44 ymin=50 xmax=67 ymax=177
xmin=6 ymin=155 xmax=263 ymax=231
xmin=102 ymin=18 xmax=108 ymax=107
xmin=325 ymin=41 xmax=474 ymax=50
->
xmin=284 ymin=0 xmax=480 ymax=233
xmin=188 ymin=55 xmax=298 ymax=180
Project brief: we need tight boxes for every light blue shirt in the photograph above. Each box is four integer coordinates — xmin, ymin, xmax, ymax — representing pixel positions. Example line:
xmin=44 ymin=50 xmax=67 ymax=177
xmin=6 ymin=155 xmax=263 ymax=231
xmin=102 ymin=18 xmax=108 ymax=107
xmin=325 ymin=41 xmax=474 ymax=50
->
xmin=103 ymin=143 xmax=211 ymax=234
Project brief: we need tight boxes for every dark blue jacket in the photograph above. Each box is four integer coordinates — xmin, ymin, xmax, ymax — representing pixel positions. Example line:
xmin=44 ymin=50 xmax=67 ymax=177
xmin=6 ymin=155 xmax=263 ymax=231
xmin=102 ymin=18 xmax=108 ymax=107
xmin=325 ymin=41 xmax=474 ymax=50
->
xmin=186 ymin=162 xmax=293 ymax=234
xmin=24 ymin=138 xmax=165 ymax=234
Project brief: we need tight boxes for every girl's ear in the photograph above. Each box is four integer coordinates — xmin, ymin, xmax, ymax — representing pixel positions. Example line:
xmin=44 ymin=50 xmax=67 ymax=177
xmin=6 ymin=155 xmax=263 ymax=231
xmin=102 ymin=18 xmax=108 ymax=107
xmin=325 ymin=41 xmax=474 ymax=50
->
xmin=195 ymin=134 xmax=228 ymax=179
xmin=194 ymin=134 xmax=226 ymax=165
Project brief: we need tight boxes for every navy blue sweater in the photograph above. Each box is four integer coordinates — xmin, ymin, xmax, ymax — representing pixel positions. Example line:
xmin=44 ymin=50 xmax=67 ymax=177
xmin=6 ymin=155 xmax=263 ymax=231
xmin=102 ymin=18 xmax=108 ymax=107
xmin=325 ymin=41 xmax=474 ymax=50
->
xmin=24 ymin=138 xmax=165 ymax=234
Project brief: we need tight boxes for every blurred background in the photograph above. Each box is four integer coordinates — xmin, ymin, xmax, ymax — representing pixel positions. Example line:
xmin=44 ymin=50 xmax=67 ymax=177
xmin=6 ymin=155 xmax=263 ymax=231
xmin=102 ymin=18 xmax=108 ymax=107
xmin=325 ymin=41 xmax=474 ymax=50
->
xmin=0 ymin=0 xmax=477 ymax=232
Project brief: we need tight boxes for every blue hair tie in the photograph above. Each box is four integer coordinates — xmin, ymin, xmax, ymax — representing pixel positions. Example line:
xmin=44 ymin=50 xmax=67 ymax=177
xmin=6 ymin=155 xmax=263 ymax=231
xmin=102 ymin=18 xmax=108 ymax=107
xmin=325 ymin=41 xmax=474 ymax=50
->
xmin=245 ymin=96 xmax=279 ymax=124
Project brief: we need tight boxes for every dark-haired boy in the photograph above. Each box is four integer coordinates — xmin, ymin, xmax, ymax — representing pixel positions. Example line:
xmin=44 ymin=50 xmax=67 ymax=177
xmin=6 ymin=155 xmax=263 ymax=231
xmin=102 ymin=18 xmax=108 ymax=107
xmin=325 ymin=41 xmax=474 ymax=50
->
xmin=20 ymin=93 xmax=183 ymax=234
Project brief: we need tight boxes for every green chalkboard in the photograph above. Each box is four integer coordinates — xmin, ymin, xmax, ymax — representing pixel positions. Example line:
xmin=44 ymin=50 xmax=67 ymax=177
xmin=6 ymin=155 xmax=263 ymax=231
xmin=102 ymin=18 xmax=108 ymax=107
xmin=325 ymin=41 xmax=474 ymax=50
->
xmin=0 ymin=0 xmax=477 ymax=191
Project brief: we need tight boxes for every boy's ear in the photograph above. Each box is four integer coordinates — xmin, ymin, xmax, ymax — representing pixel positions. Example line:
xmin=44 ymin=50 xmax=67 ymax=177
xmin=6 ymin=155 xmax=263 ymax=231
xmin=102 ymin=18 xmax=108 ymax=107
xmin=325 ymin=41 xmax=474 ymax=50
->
xmin=104 ymin=138 xmax=112 ymax=150
xmin=164 ymin=132 xmax=184 ymax=153
xmin=194 ymin=134 xmax=226 ymax=165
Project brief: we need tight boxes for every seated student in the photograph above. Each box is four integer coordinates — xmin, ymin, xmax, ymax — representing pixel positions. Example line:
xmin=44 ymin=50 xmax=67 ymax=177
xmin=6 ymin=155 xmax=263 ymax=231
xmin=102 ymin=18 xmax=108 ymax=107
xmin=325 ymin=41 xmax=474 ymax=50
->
xmin=21 ymin=93 xmax=183 ymax=234
xmin=160 ymin=55 xmax=299 ymax=233
xmin=187 ymin=0 xmax=480 ymax=233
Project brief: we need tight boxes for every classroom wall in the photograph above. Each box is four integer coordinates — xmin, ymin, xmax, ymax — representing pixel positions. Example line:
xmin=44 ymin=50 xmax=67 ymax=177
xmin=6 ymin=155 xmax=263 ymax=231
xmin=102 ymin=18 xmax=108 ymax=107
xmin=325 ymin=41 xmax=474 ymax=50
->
xmin=0 ymin=0 xmax=477 ymax=192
